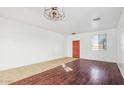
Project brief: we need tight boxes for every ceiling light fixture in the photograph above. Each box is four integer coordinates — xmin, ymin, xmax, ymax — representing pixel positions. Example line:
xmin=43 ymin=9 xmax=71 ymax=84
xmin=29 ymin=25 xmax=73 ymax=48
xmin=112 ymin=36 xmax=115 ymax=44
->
xmin=43 ymin=7 xmax=65 ymax=21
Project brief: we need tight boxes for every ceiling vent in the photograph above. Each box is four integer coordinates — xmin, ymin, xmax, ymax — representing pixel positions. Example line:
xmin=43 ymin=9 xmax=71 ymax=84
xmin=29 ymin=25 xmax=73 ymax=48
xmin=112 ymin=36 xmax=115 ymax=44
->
xmin=72 ymin=33 xmax=76 ymax=35
xmin=93 ymin=17 xmax=101 ymax=21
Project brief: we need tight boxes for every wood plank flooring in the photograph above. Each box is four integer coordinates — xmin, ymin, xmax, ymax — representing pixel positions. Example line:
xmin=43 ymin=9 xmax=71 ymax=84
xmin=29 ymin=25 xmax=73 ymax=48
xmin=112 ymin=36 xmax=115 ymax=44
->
xmin=11 ymin=59 xmax=124 ymax=85
xmin=0 ymin=57 xmax=77 ymax=85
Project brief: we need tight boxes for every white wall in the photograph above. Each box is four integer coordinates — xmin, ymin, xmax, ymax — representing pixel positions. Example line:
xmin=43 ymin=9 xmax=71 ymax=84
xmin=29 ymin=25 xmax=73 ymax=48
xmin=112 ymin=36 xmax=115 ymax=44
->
xmin=0 ymin=17 xmax=67 ymax=71
xmin=117 ymin=9 xmax=124 ymax=78
xmin=67 ymin=29 xmax=117 ymax=62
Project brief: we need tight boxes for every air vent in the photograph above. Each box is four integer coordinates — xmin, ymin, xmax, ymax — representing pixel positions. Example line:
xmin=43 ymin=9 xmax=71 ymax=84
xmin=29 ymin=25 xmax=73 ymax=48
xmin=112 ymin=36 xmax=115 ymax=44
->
xmin=72 ymin=33 xmax=76 ymax=35
xmin=93 ymin=17 xmax=101 ymax=21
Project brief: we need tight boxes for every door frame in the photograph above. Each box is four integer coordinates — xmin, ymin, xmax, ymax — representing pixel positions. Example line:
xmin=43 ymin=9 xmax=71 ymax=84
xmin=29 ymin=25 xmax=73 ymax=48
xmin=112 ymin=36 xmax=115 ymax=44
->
xmin=72 ymin=40 xmax=80 ymax=58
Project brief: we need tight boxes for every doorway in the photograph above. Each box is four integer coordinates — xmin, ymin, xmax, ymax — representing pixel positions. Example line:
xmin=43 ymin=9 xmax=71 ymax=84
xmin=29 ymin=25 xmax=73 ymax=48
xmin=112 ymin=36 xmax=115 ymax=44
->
xmin=72 ymin=40 xmax=80 ymax=58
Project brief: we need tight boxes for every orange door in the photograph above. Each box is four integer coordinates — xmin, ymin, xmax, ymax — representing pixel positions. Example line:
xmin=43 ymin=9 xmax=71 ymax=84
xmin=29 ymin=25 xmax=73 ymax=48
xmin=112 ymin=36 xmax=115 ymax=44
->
xmin=72 ymin=40 xmax=80 ymax=58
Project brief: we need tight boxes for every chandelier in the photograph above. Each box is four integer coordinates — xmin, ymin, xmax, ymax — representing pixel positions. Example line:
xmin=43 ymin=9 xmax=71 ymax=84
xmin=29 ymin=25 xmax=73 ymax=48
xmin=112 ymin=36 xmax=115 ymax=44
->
xmin=43 ymin=7 xmax=65 ymax=21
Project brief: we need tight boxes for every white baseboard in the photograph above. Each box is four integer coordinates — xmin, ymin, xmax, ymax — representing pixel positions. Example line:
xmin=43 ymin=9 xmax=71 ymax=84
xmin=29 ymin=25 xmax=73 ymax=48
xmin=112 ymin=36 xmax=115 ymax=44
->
xmin=117 ymin=64 xmax=124 ymax=79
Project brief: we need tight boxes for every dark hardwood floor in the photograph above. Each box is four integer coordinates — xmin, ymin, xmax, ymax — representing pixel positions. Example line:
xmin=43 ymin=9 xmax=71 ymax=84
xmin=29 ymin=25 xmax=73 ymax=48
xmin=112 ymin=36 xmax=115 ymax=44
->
xmin=11 ymin=59 xmax=124 ymax=85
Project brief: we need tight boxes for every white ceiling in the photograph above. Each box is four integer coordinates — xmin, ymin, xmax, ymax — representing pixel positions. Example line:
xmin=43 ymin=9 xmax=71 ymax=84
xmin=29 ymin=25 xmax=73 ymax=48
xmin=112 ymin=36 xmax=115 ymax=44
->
xmin=0 ymin=7 xmax=123 ymax=35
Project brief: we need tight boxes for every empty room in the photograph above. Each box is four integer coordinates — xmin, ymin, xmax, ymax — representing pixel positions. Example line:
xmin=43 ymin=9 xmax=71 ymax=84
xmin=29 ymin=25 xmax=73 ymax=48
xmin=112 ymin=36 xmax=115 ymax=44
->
xmin=0 ymin=7 xmax=124 ymax=85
